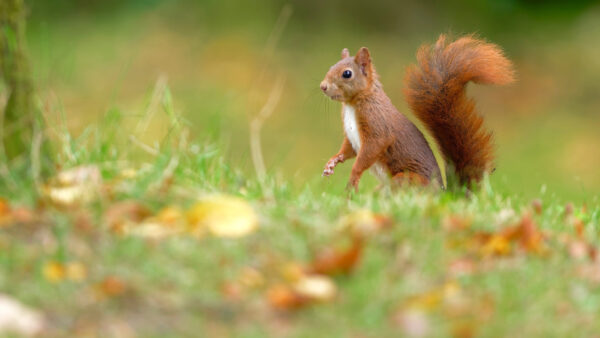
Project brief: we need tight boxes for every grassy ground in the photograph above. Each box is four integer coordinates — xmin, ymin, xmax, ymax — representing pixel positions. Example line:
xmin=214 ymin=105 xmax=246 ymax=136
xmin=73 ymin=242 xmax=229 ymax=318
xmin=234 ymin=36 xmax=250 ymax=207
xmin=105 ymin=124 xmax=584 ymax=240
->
xmin=2 ymin=2 xmax=600 ymax=336
xmin=1 ymin=96 xmax=600 ymax=337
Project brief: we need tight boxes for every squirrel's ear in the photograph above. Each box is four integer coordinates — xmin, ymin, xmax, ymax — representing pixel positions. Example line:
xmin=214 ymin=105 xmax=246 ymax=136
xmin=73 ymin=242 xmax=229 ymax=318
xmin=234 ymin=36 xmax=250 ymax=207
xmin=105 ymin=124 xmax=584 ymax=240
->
xmin=354 ymin=47 xmax=372 ymax=76
xmin=341 ymin=48 xmax=350 ymax=59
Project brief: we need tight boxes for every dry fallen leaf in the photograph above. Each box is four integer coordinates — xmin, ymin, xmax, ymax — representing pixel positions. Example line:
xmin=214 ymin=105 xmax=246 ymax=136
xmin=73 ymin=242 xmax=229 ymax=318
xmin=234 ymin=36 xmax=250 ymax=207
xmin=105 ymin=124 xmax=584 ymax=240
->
xmin=573 ymin=217 xmax=585 ymax=239
xmin=466 ymin=213 xmax=546 ymax=258
xmin=42 ymin=165 xmax=102 ymax=208
xmin=0 ymin=294 xmax=45 ymax=337
xmin=307 ymin=237 xmax=363 ymax=276
xmin=266 ymin=273 xmax=337 ymax=311
xmin=96 ymin=276 xmax=127 ymax=298
xmin=531 ymin=199 xmax=543 ymax=215
xmin=517 ymin=214 xmax=544 ymax=253
xmin=155 ymin=206 xmax=185 ymax=227
xmin=266 ymin=284 xmax=308 ymax=310
xmin=187 ymin=195 xmax=258 ymax=238
xmin=43 ymin=261 xmax=87 ymax=283
xmin=480 ymin=235 xmax=511 ymax=257
xmin=292 ymin=275 xmax=337 ymax=302
xmin=65 ymin=262 xmax=87 ymax=282
xmin=397 ymin=282 xmax=493 ymax=338
xmin=280 ymin=262 xmax=306 ymax=282
xmin=42 ymin=261 xmax=65 ymax=283
xmin=442 ymin=215 xmax=472 ymax=232
xmin=104 ymin=201 xmax=151 ymax=234
xmin=238 ymin=267 xmax=265 ymax=288
xmin=0 ymin=198 xmax=12 ymax=227
xmin=339 ymin=209 xmax=391 ymax=237
xmin=403 ymin=281 xmax=460 ymax=312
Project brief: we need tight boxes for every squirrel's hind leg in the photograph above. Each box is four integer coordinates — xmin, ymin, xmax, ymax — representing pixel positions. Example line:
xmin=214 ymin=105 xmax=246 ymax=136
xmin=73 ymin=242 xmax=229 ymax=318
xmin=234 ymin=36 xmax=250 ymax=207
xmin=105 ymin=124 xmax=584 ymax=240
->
xmin=392 ymin=172 xmax=430 ymax=187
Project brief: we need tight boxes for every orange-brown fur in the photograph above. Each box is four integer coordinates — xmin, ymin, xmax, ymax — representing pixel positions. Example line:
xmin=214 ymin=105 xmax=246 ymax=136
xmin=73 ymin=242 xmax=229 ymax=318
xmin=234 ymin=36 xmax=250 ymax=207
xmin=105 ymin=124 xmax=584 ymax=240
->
xmin=321 ymin=35 xmax=514 ymax=190
xmin=404 ymin=35 xmax=515 ymax=185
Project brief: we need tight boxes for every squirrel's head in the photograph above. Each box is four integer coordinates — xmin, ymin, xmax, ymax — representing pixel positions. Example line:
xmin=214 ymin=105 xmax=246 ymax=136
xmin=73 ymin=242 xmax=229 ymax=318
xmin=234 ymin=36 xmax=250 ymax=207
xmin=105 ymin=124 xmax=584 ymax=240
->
xmin=320 ymin=47 xmax=375 ymax=102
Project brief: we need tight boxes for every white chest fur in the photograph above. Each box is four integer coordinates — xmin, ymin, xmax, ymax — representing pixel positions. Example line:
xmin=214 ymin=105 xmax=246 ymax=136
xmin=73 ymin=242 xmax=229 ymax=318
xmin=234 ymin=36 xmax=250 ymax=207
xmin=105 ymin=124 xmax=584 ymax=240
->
xmin=343 ymin=104 xmax=361 ymax=152
xmin=342 ymin=104 xmax=389 ymax=182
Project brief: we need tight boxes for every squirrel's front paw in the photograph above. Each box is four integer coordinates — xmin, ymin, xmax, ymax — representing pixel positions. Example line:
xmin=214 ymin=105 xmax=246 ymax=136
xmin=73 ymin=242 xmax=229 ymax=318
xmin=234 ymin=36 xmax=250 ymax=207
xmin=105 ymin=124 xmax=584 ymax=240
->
xmin=322 ymin=155 xmax=343 ymax=177
xmin=322 ymin=161 xmax=336 ymax=177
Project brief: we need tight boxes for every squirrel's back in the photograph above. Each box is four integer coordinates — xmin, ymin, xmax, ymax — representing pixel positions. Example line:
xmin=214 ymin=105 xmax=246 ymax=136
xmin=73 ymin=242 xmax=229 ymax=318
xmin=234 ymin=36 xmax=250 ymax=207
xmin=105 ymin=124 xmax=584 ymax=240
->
xmin=404 ymin=35 xmax=515 ymax=185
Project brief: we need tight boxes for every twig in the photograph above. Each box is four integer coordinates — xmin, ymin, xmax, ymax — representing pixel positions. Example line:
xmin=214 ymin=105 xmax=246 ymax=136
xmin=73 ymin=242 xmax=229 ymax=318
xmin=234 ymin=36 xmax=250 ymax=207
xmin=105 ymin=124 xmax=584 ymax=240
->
xmin=129 ymin=135 xmax=160 ymax=156
xmin=136 ymin=74 xmax=168 ymax=133
xmin=264 ymin=4 xmax=293 ymax=62
xmin=248 ymin=4 xmax=292 ymax=185
xmin=250 ymin=75 xmax=285 ymax=181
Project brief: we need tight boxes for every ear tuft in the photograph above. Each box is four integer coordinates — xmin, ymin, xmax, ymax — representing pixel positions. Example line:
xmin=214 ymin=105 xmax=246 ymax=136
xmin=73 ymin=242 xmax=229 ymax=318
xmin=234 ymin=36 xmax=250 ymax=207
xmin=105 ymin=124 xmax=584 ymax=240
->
xmin=341 ymin=48 xmax=350 ymax=59
xmin=354 ymin=47 xmax=372 ymax=76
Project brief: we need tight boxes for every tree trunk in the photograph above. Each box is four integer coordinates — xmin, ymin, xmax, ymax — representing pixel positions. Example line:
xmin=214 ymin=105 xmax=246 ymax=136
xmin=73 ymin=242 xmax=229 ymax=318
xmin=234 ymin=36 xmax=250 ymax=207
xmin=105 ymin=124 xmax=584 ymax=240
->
xmin=0 ymin=0 xmax=34 ymax=160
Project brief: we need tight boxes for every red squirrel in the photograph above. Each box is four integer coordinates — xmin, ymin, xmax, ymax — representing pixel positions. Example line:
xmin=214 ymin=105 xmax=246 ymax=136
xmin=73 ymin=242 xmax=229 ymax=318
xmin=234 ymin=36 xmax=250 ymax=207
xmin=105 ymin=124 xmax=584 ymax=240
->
xmin=320 ymin=34 xmax=515 ymax=190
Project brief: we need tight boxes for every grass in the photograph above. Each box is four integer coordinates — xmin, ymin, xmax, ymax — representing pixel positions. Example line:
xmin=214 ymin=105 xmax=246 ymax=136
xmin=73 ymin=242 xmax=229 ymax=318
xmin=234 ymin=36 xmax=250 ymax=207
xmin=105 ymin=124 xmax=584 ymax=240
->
xmin=1 ymin=86 xmax=600 ymax=337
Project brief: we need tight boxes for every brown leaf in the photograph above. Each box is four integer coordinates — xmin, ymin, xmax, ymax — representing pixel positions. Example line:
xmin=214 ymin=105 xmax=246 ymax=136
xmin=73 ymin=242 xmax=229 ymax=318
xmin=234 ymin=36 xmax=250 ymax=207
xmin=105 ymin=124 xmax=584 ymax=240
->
xmin=306 ymin=237 xmax=363 ymax=276
xmin=518 ymin=214 xmax=544 ymax=253
xmin=266 ymin=284 xmax=308 ymax=310
xmin=442 ymin=215 xmax=472 ymax=232
xmin=0 ymin=198 xmax=12 ymax=227
xmin=221 ymin=282 xmax=244 ymax=302
xmin=96 ymin=276 xmax=127 ymax=298
xmin=531 ymin=199 xmax=543 ymax=215
xmin=104 ymin=201 xmax=151 ymax=234
xmin=573 ymin=217 xmax=585 ymax=239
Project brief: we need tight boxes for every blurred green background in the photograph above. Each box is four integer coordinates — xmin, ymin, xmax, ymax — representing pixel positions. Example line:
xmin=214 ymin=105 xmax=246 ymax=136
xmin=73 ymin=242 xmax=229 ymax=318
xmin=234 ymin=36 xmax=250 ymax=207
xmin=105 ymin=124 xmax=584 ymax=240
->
xmin=24 ymin=0 xmax=600 ymax=203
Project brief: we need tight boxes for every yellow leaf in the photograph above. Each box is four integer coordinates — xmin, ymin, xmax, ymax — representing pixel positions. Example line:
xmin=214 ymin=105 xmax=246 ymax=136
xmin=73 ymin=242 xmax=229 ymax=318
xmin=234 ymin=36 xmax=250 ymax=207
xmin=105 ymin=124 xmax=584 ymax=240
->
xmin=238 ymin=267 xmax=264 ymax=288
xmin=480 ymin=235 xmax=511 ymax=257
xmin=43 ymin=262 xmax=65 ymax=283
xmin=156 ymin=206 xmax=184 ymax=226
xmin=66 ymin=262 xmax=87 ymax=282
xmin=186 ymin=195 xmax=258 ymax=238
xmin=43 ymin=261 xmax=86 ymax=283
xmin=280 ymin=262 xmax=306 ymax=282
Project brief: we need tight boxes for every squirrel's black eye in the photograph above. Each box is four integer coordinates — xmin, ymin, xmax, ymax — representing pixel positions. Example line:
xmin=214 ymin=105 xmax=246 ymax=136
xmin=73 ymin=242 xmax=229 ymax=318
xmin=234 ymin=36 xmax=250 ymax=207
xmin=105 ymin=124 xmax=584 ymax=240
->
xmin=342 ymin=70 xmax=352 ymax=79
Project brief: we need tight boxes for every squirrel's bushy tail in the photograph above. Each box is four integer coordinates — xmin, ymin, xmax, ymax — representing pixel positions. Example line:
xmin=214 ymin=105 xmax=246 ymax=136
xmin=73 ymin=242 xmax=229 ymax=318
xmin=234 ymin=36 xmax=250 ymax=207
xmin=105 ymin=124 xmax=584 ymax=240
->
xmin=404 ymin=34 xmax=515 ymax=185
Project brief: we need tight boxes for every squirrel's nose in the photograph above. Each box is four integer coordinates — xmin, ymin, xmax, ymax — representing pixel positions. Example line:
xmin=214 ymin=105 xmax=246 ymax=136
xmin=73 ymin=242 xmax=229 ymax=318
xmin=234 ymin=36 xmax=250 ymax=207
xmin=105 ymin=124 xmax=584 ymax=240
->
xmin=320 ymin=82 xmax=328 ymax=92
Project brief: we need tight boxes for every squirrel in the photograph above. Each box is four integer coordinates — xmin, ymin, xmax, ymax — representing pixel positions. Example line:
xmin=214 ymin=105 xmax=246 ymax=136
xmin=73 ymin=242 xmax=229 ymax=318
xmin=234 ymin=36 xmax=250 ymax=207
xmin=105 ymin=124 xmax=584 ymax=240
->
xmin=320 ymin=34 xmax=515 ymax=190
